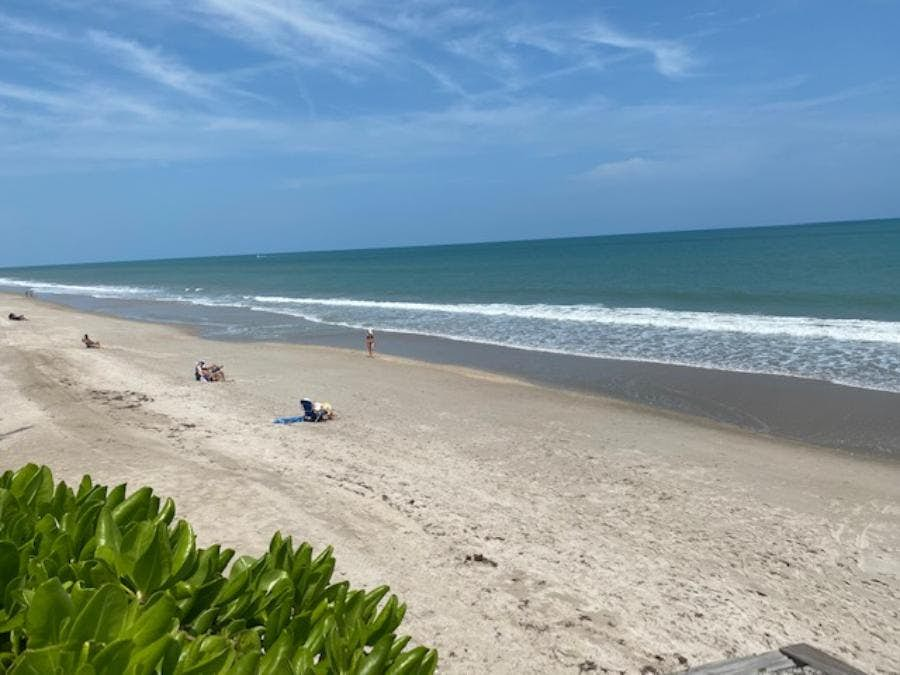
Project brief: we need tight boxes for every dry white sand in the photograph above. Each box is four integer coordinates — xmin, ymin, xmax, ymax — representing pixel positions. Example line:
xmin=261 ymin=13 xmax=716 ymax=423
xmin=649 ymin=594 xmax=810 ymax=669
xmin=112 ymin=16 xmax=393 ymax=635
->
xmin=1 ymin=294 xmax=898 ymax=674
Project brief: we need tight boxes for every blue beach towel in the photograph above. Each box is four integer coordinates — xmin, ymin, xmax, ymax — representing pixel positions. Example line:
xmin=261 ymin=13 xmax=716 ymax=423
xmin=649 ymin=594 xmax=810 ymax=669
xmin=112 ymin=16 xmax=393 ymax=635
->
xmin=273 ymin=416 xmax=305 ymax=425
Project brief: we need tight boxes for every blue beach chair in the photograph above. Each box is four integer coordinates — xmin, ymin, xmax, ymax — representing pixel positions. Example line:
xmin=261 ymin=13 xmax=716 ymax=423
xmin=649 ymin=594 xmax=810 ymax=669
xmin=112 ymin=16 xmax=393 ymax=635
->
xmin=300 ymin=399 xmax=325 ymax=422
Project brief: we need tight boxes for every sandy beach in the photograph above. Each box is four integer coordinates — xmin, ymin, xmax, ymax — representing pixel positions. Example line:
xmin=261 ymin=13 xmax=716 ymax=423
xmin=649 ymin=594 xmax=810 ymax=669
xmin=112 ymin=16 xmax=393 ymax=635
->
xmin=1 ymin=293 xmax=898 ymax=674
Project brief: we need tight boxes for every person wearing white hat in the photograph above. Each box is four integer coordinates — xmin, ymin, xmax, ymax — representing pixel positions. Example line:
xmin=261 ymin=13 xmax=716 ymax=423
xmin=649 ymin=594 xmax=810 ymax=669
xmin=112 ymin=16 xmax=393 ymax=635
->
xmin=365 ymin=329 xmax=375 ymax=357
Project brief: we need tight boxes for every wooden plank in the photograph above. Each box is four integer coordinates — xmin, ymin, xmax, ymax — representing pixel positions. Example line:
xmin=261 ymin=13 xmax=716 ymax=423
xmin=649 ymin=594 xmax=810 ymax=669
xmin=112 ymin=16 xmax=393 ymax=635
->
xmin=780 ymin=643 xmax=868 ymax=675
xmin=684 ymin=649 xmax=796 ymax=674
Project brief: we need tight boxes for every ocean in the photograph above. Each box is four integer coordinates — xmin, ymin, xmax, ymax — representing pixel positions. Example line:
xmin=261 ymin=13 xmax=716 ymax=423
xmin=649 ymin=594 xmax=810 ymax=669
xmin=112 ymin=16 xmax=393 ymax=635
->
xmin=2 ymin=218 xmax=899 ymax=393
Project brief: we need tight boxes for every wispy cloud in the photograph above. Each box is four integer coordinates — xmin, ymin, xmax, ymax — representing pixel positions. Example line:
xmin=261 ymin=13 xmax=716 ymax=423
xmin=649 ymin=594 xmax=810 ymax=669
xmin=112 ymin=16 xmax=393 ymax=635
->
xmin=0 ymin=79 xmax=164 ymax=120
xmin=0 ymin=0 xmax=892 ymax=185
xmin=0 ymin=11 xmax=65 ymax=40
xmin=582 ymin=157 xmax=662 ymax=181
xmin=582 ymin=23 xmax=695 ymax=77
xmin=192 ymin=0 xmax=391 ymax=68
xmin=754 ymin=82 xmax=887 ymax=114
xmin=499 ymin=17 xmax=696 ymax=85
xmin=88 ymin=30 xmax=214 ymax=99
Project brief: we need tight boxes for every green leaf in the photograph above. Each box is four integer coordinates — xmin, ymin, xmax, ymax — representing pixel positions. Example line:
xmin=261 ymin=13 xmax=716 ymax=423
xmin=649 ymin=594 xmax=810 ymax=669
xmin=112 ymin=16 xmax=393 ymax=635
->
xmin=190 ymin=608 xmax=218 ymax=635
xmin=233 ymin=628 xmax=261 ymax=656
xmin=263 ymin=602 xmax=291 ymax=651
xmin=25 ymin=578 xmax=75 ymax=648
xmin=384 ymin=647 xmax=428 ymax=675
xmin=30 ymin=467 xmax=55 ymax=508
xmin=9 ymin=465 xmax=40 ymax=500
xmin=290 ymin=646 xmax=315 ymax=675
xmin=230 ymin=556 xmax=256 ymax=577
xmin=170 ymin=520 xmax=196 ymax=581
xmin=0 ymin=541 xmax=20 ymax=598
xmin=366 ymin=596 xmax=399 ymax=646
xmin=65 ymin=584 xmax=131 ymax=645
xmin=120 ymin=521 xmax=154 ymax=576
xmin=75 ymin=475 xmax=93 ymax=501
xmin=417 ymin=649 xmax=438 ymax=675
xmin=0 ymin=608 xmax=25 ymax=632
xmin=106 ymin=484 xmax=127 ymax=511
xmin=49 ymin=481 xmax=72 ymax=519
xmin=154 ymin=498 xmax=176 ymax=526
xmin=356 ymin=634 xmax=393 ymax=675
xmin=302 ymin=615 xmax=333 ymax=655
xmin=361 ymin=586 xmax=390 ymax=622
xmin=72 ymin=501 xmax=103 ymax=554
xmin=211 ymin=566 xmax=250 ymax=607
xmin=112 ymin=487 xmax=153 ymax=527
xmin=388 ymin=636 xmax=411 ymax=661
xmin=9 ymin=644 xmax=63 ymax=675
xmin=132 ymin=524 xmax=172 ymax=594
xmin=129 ymin=634 xmax=175 ymax=675
xmin=90 ymin=639 xmax=134 ymax=675
xmin=258 ymin=629 xmax=292 ymax=675
xmin=180 ymin=579 xmax=224 ymax=625
xmin=128 ymin=593 xmax=177 ymax=647
xmin=95 ymin=508 xmax=122 ymax=552
xmin=230 ymin=651 xmax=260 ymax=675
xmin=174 ymin=635 xmax=233 ymax=675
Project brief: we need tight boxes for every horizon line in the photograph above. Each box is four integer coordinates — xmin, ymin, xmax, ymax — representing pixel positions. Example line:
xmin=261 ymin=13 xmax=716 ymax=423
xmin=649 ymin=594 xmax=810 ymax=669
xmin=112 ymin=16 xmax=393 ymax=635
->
xmin=2 ymin=215 xmax=897 ymax=271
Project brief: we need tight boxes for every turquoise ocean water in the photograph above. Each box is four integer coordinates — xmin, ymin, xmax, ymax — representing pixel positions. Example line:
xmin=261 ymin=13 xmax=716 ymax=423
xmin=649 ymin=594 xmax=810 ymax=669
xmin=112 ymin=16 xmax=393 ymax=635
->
xmin=2 ymin=219 xmax=899 ymax=392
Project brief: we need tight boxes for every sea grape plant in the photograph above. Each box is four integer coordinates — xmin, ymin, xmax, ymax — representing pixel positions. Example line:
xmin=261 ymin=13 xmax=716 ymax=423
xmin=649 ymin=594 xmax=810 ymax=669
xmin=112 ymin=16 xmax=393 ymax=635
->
xmin=0 ymin=464 xmax=437 ymax=674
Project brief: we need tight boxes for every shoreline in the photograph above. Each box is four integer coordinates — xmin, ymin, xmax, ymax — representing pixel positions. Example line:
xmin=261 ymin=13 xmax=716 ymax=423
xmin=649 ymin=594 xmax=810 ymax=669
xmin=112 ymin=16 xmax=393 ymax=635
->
xmin=9 ymin=291 xmax=900 ymax=457
xmin=2 ymin=293 xmax=899 ymax=673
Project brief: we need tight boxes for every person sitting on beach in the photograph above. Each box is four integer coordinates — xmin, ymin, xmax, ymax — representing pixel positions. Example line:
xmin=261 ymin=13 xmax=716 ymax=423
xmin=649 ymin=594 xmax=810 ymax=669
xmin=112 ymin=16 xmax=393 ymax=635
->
xmin=300 ymin=398 xmax=336 ymax=421
xmin=8 ymin=312 xmax=26 ymax=321
xmin=195 ymin=360 xmax=225 ymax=382
xmin=82 ymin=334 xmax=101 ymax=348
xmin=314 ymin=401 xmax=335 ymax=419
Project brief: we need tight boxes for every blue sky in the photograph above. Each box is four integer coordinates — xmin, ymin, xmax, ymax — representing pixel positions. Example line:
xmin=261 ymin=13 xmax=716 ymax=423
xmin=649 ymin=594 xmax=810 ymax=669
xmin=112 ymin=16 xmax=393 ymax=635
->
xmin=0 ymin=1 xmax=898 ymax=266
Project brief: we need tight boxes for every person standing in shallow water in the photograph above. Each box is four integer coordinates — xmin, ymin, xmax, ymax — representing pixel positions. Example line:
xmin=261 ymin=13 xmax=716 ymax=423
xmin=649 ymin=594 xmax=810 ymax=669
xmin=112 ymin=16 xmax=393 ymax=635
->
xmin=365 ymin=329 xmax=375 ymax=357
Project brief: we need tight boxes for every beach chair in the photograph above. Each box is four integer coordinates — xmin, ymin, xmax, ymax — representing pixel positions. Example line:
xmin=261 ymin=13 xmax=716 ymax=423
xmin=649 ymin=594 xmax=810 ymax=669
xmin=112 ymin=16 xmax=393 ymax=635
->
xmin=300 ymin=399 xmax=325 ymax=422
xmin=681 ymin=642 xmax=866 ymax=674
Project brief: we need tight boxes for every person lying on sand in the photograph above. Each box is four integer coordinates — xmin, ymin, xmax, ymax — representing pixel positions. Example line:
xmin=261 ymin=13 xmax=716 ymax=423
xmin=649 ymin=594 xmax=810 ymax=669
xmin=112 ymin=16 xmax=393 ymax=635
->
xmin=8 ymin=312 xmax=27 ymax=321
xmin=82 ymin=334 xmax=101 ymax=348
xmin=195 ymin=360 xmax=225 ymax=382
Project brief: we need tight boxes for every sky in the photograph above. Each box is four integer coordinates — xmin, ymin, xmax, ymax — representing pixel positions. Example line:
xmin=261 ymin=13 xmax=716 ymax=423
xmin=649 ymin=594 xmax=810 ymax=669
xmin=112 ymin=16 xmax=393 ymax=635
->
xmin=0 ymin=1 xmax=898 ymax=266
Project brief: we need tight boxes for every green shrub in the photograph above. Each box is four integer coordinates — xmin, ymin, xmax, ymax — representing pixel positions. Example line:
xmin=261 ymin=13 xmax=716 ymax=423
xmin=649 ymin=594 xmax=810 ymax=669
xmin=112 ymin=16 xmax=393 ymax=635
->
xmin=0 ymin=464 xmax=437 ymax=674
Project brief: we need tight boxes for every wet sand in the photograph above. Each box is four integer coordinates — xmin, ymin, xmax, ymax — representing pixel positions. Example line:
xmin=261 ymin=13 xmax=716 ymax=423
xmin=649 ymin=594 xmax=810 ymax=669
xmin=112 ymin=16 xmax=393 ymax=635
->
xmin=295 ymin=329 xmax=900 ymax=457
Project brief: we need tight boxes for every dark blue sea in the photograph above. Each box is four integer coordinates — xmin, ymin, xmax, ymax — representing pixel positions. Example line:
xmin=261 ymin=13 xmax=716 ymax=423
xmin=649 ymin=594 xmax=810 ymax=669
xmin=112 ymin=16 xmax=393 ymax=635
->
xmin=2 ymin=218 xmax=899 ymax=392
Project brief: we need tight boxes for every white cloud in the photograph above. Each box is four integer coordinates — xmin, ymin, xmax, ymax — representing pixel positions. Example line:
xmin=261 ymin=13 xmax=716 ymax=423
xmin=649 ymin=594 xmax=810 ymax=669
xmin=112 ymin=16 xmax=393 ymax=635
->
xmin=583 ymin=157 xmax=661 ymax=180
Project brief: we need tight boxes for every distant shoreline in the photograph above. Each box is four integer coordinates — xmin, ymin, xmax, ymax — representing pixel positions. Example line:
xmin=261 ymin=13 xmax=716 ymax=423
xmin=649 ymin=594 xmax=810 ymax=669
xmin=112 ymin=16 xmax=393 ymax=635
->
xmin=1 ymin=215 xmax=897 ymax=270
xmin=10 ymin=291 xmax=900 ymax=457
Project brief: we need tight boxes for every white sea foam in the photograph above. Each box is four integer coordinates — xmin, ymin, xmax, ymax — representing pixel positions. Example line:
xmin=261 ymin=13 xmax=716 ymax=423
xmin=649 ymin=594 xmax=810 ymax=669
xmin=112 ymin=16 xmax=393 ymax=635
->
xmin=246 ymin=304 xmax=900 ymax=393
xmin=0 ymin=277 xmax=155 ymax=298
xmin=251 ymin=296 xmax=900 ymax=344
xmin=3 ymin=277 xmax=898 ymax=392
